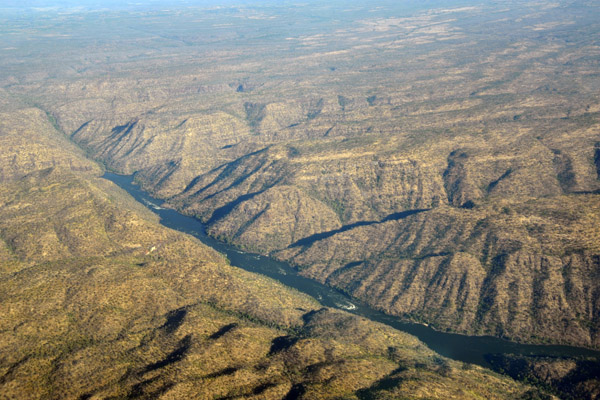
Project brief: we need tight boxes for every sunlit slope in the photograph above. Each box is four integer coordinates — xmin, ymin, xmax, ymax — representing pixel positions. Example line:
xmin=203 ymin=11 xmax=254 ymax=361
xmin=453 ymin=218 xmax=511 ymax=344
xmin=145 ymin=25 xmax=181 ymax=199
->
xmin=3 ymin=0 xmax=600 ymax=349
xmin=0 ymin=106 xmax=100 ymax=182
xmin=0 ymin=102 xmax=536 ymax=399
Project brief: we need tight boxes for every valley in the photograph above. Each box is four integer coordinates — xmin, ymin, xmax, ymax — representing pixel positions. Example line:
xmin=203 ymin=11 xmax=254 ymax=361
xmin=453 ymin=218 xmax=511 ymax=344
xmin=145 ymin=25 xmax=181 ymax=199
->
xmin=13 ymin=0 xmax=598 ymax=348
xmin=0 ymin=94 xmax=537 ymax=399
xmin=1 ymin=0 xmax=600 ymax=398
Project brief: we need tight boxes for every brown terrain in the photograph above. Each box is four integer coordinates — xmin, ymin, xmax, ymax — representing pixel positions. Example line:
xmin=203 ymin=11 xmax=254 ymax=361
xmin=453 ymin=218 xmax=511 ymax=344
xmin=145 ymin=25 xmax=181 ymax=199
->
xmin=12 ymin=0 xmax=597 ymax=348
xmin=0 ymin=92 xmax=538 ymax=399
xmin=1 ymin=0 xmax=599 ymax=398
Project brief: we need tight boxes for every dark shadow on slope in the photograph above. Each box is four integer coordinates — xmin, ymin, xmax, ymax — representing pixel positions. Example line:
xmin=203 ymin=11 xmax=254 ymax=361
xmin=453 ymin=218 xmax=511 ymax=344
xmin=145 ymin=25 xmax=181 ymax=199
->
xmin=121 ymin=134 xmax=153 ymax=159
xmin=288 ymin=209 xmax=429 ymax=248
xmin=107 ymin=120 xmax=137 ymax=142
xmin=572 ymin=189 xmax=600 ymax=195
xmin=207 ymin=190 xmax=266 ymax=225
xmin=475 ymin=254 xmax=512 ymax=327
xmin=231 ymin=207 xmax=268 ymax=240
xmin=143 ymin=335 xmax=192 ymax=373
xmin=553 ymin=150 xmax=576 ymax=193
xmin=252 ymin=382 xmax=278 ymax=395
xmin=443 ymin=149 xmax=469 ymax=205
xmin=202 ymin=169 xmax=284 ymax=227
xmin=70 ymin=120 xmax=92 ymax=138
xmin=147 ymin=160 xmax=179 ymax=191
xmin=300 ymin=308 xmax=326 ymax=325
xmin=103 ymin=120 xmax=142 ymax=156
xmin=127 ymin=377 xmax=174 ymax=400
xmin=181 ymin=148 xmax=269 ymax=196
xmin=487 ymin=168 xmax=513 ymax=193
xmin=0 ymin=356 xmax=30 ymax=385
xmin=325 ymin=262 xmax=364 ymax=286
xmin=283 ymin=384 xmax=306 ymax=400
xmin=202 ymin=162 xmax=267 ymax=202
xmin=269 ymin=336 xmax=299 ymax=355
xmin=485 ymin=354 xmax=600 ymax=400
xmin=356 ymin=367 xmax=406 ymax=400
xmin=244 ymin=102 xmax=266 ymax=131
xmin=160 ymin=308 xmax=187 ymax=335
xmin=415 ymin=252 xmax=451 ymax=260
xmin=307 ymin=98 xmax=324 ymax=120
xmin=380 ymin=209 xmax=429 ymax=222
xmin=209 ymin=323 xmax=238 ymax=340
xmin=460 ymin=200 xmax=476 ymax=209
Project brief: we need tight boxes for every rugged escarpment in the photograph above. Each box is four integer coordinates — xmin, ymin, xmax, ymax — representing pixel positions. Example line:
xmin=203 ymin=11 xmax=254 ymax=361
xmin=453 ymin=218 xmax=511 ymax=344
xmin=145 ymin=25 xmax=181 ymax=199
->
xmin=277 ymin=196 xmax=600 ymax=347
xmin=4 ymin=0 xmax=600 ymax=352
xmin=487 ymin=354 xmax=600 ymax=400
xmin=73 ymin=114 xmax=600 ymax=347
xmin=0 ymin=99 xmax=537 ymax=399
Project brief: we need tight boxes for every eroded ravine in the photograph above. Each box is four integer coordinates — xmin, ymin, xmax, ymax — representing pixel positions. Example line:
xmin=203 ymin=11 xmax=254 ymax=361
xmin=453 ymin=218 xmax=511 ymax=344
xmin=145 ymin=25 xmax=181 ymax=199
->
xmin=104 ymin=172 xmax=600 ymax=370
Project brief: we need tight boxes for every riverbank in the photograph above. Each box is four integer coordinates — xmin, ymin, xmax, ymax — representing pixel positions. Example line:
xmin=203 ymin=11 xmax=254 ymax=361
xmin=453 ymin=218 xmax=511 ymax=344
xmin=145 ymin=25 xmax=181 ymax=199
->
xmin=104 ymin=172 xmax=600 ymax=371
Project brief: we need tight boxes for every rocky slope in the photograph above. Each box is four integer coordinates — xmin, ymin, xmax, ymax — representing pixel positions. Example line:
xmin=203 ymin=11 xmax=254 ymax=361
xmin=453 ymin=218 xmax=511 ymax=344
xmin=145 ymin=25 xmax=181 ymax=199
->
xmin=487 ymin=353 xmax=600 ymax=400
xmin=0 ymin=98 xmax=540 ymax=399
xmin=3 ymin=0 xmax=600 ymax=350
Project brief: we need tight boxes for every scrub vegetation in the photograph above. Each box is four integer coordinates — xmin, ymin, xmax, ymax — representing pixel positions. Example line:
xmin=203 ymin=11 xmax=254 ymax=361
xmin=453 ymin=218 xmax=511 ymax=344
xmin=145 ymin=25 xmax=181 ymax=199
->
xmin=1 ymin=0 xmax=599 ymax=398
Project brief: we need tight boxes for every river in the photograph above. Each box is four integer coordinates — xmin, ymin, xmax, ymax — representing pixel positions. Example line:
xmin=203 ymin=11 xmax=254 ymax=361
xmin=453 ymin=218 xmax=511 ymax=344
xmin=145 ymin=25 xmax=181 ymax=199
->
xmin=104 ymin=172 xmax=600 ymax=369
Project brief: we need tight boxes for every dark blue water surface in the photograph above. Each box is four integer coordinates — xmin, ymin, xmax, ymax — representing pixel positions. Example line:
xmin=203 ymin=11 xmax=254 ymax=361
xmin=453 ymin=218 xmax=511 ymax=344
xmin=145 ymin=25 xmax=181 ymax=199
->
xmin=104 ymin=172 xmax=600 ymax=369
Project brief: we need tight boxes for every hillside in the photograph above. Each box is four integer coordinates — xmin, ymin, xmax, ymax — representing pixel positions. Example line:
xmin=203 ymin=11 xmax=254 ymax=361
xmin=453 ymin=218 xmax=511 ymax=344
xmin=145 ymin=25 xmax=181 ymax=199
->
xmin=0 ymin=2 xmax=599 ymax=398
xmin=0 ymin=91 xmax=540 ymax=398
xmin=8 ymin=1 xmax=598 ymax=348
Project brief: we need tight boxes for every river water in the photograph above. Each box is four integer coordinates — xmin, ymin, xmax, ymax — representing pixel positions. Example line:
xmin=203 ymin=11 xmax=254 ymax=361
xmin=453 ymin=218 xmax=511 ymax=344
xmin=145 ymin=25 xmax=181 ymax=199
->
xmin=104 ymin=172 xmax=600 ymax=369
